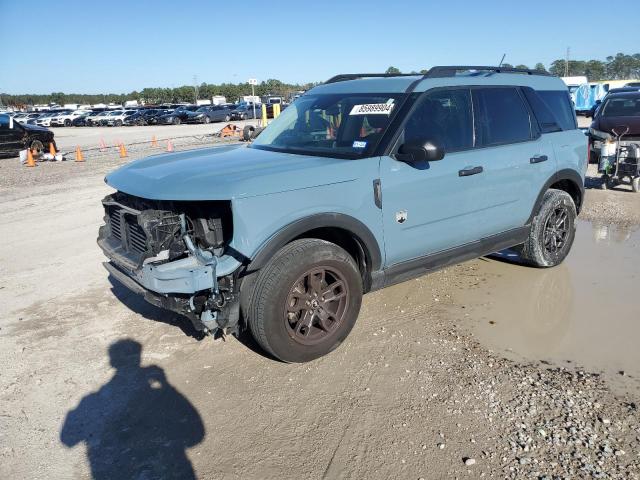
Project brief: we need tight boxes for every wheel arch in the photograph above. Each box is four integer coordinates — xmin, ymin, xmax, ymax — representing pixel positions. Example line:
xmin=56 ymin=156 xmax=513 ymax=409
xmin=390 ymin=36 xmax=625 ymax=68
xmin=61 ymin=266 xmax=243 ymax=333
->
xmin=528 ymin=169 xmax=584 ymax=223
xmin=239 ymin=213 xmax=383 ymax=315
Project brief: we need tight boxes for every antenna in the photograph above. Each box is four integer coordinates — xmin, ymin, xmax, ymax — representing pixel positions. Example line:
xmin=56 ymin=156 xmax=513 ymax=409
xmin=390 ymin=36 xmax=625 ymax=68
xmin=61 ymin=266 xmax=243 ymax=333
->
xmin=498 ymin=54 xmax=506 ymax=67
xmin=565 ymin=47 xmax=570 ymax=77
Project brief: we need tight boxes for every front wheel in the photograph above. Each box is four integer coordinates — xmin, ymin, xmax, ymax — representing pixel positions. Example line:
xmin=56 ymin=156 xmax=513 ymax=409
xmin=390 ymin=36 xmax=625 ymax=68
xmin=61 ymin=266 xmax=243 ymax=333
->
xmin=173 ymin=117 xmax=181 ymax=125
xmin=247 ymin=239 xmax=363 ymax=363
xmin=516 ymin=189 xmax=577 ymax=267
xmin=224 ymin=115 xmax=230 ymax=122
xmin=203 ymin=116 xmax=211 ymax=124
xmin=64 ymin=119 xmax=71 ymax=127
xmin=29 ymin=139 xmax=44 ymax=154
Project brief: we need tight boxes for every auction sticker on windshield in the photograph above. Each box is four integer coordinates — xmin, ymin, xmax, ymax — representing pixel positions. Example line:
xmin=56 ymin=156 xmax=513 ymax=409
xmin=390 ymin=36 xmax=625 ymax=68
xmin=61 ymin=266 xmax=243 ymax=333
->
xmin=349 ymin=103 xmax=395 ymax=115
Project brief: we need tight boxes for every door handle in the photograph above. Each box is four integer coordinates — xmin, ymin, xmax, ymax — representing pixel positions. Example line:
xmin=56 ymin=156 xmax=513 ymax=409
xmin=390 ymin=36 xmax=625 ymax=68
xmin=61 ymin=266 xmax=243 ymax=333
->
xmin=458 ymin=166 xmax=483 ymax=177
xmin=530 ymin=155 xmax=548 ymax=164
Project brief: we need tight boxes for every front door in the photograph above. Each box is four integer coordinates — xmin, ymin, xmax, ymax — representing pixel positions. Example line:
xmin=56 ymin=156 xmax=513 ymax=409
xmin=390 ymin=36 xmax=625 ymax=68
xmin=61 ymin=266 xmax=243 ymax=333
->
xmin=0 ymin=115 xmax=24 ymax=155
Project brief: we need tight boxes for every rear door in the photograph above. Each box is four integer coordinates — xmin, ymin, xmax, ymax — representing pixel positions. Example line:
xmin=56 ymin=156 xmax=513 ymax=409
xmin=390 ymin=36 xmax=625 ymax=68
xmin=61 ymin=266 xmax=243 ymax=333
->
xmin=471 ymin=86 xmax=556 ymax=231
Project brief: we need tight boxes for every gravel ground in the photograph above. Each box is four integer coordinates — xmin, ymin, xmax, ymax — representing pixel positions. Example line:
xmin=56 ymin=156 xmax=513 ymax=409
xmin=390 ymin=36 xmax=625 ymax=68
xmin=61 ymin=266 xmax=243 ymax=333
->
xmin=0 ymin=143 xmax=639 ymax=479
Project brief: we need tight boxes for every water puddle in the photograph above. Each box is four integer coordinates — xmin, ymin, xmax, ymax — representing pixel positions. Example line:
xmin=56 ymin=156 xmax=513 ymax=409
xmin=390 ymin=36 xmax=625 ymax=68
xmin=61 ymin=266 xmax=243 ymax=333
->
xmin=449 ymin=220 xmax=640 ymax=397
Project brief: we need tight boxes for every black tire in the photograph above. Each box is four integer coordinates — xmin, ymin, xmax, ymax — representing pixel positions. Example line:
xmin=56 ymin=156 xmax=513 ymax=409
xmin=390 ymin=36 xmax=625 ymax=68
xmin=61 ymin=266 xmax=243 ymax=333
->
xmin=516 ymin=189 xmax=577 ymax=268
xmin=29 ymin=139 xmax=44 ymax=154
xmin=203 ymin=116 xmax=211 ymax=124
xmin=241 ymin=114 xmax=247 ymax=121
xmin=173 ymin=117 xmax=181 ymax=125
xmin=114 ymin=119 xmax=122 ymax=127
xmin=64 ymin=119 xmax=71 ymax=127
xmin=242 ymin=125 xmax=255 ymax=141
xmin=247 ymin=239 xmax=363 ymax=363
xmin=224 ymin=115 xmax=230 ymax=122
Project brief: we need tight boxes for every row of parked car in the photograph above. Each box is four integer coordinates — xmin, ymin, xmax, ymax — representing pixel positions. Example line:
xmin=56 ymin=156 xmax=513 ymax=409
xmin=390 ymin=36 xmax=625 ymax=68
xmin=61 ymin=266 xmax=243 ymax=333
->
xmin=10 ymin=103 xmax=264 ymax=128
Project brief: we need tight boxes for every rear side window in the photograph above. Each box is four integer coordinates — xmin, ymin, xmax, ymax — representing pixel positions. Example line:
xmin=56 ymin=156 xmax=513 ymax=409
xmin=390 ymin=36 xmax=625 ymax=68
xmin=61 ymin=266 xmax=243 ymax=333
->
xmin=472 ymin=88 xmax=531 ymax=146
xmin=403 ymin=88 xmax=473 ymax=152
xmin=521 ymin=87 xmax=562 ymax=134
xmin=538 ymin=90 xmax=577 ymax=130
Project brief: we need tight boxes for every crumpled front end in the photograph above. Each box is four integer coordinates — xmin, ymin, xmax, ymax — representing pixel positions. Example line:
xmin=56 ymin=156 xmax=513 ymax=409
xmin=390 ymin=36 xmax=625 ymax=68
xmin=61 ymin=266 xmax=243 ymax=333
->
xmin=97 ymin=192 xmax=240 ymax=335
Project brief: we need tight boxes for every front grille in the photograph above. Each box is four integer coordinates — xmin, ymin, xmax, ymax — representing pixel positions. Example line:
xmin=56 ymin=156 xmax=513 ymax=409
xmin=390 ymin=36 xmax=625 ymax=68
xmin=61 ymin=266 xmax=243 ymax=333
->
xmin=106 ymin=205 xmax=148 ymax=256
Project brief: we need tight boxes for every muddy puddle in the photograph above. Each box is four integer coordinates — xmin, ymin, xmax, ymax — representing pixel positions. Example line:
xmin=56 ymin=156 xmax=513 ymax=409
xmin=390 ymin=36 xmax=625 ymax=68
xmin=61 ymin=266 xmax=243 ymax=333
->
xmin=448 ymin=220 xmax=640 ymax=397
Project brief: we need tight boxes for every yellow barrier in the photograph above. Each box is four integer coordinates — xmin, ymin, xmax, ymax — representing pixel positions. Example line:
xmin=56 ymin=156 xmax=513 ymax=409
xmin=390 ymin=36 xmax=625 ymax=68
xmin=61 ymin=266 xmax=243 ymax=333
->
xmin=261 ymin=104 xmax=268 ymax=127
xmin=273 ymin=103 xmax=281 ymax=118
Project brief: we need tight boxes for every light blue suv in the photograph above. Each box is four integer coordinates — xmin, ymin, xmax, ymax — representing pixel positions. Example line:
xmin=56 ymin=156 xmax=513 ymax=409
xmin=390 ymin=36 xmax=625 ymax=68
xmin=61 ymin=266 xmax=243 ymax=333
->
xmin=99 ymin=66 xmax=587 ymax=362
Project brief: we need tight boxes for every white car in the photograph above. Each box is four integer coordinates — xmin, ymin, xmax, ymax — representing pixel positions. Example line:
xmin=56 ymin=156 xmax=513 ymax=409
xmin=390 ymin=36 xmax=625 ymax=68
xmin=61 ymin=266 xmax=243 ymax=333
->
xmin=105 ymin=110 xmax=136 ymax=126
xmin=13 ymin=113 xmax=40 ymax=124
xmin=50 ymin=110 xmax=91 ymax=127
xmin=32 ymin=112 xmax=60 ymax=127
xmin=90 ymin=110 xmax=114 ymax=126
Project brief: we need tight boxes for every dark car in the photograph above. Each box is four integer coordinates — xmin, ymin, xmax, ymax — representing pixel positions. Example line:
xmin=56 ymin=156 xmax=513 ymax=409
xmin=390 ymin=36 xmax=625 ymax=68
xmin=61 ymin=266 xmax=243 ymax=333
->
xmin=0 ymin=113 xmax=56 ymax=158
xmin=72 ymin=111 xmax=96 ymax=127
xmin=157 ymin=105 xmax=200 ymax=125
xmin=589 ymin=91 xmax=640 ymax=162
xmin=185 ymin=105 xmax=234 ymax=124
xmin=587 ymin=87 xmax=640 ymax=118
xmin=230 ymin=104 xmax=261 ymax=120
xmin=123 ymin=109 xmax=161 ymax=126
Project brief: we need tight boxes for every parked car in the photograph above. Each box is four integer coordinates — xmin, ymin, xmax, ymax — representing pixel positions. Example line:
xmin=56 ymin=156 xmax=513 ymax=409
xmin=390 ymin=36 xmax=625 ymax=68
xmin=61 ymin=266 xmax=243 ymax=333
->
xmin=587 ymin=87 xmax=640 ymax=118
xmin=588 ymin=91 xmax=640 ymax=163
xmin=13 ymin=112 xmax=41 ymax=125
xmin=98 ymin=66 xmax=586 ymax=363
xmin=29 ymin=111 xmax=61 ymax=127
xmin=50 ymin=110 xmax=91 ymax=127
xmin=230 ymin=103 xmax=261 ymax=120
xmin=0 ymin=113 xmax=56 ymax=158
xmin=157 ymin=105 xmax=200 ymax=125
xmin=90 ymin=110 xmax=116 ymax=126
xmin=185 ymin=105 xmax=234 ymax=124
xmin=71 ymin=111 xmax=95 ymax=127
xmin=105 ymin=110 xmax=137 ymax=127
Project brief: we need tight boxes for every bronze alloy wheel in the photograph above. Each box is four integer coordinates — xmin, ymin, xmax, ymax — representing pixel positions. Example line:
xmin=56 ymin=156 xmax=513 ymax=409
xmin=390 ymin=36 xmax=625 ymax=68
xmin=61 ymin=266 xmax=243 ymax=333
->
xmin=284 ymin=266 xmax=349 ymax=345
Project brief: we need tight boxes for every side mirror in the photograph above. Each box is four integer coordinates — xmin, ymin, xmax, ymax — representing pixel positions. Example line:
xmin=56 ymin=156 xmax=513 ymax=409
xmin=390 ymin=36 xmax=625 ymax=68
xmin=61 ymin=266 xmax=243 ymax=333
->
xmin=397 ymin=140 xmax=445 ymax=163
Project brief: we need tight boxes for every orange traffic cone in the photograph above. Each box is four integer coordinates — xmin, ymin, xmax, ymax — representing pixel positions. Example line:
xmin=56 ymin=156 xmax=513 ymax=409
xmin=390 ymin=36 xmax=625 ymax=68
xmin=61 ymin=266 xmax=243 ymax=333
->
xmin=151 ymin=135 xmax=158 ymax=147
xmin=75 ymin=146 xmax=84 ymax=162
xmin=49 ymin=142 xmax=56 ymax=156
xmin=26 ymin=148 xmax=36 ymax=167
xmin=166 ymin=140 xmax=174 ymax=152
xmin=99 ymin=138 xmax=107 ymax=152
xmin=119 ymin=143 xmax=128 ymax=158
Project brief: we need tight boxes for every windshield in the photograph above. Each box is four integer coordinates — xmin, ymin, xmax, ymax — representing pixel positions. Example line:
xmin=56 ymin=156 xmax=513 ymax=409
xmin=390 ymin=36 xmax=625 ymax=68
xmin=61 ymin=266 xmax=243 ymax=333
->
xmin=251 ymin=93 xmax=402 ymax=158
xmin=196 ymin=106 xmax=209 ymax=112
xmin=601 ymin=97 xmax=640 ymax=117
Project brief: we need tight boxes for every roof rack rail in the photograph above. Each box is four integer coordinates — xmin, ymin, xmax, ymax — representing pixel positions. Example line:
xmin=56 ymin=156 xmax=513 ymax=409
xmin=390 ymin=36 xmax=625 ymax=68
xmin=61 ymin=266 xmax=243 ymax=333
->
xmin=324 ymin=66 xmax=552 ymax=84
xmin=423 ymin=65 xmax=552 ymax=78
xmin=324 ymin=73 xmax=419 ymax=84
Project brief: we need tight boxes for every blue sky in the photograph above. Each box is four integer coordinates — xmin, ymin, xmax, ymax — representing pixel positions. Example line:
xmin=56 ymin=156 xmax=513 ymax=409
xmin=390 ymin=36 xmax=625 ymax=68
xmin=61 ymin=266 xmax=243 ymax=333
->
xmin=0 ymin=0 xmax=636 ymax=94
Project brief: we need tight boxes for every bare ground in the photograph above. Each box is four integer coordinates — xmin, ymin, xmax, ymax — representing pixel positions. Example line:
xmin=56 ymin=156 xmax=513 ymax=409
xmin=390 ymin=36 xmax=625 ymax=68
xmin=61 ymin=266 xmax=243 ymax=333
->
xmin=1 ymin=145 xmax=639 ymax=479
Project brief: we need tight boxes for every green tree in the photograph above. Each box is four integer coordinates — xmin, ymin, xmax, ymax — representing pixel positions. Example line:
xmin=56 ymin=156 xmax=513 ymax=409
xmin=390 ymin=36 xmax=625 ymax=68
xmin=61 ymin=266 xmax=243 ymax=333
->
xmin=515 ymin=64 xmax=529 ymax=70
xmin=534 ymin=62 xmax=547 ymax=72
xmin=385 ymin=66 xmax=401 ymax=74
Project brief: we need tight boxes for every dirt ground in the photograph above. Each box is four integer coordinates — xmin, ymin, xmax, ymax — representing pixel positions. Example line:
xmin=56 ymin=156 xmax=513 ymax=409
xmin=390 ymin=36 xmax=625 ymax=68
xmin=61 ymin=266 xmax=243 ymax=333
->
xmin=1 ymin=140 xmax=639 ymax=479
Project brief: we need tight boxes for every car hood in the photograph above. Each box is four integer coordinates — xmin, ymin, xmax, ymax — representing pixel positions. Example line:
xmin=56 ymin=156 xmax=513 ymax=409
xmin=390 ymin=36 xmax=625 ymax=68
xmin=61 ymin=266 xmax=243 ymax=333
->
xmin=105 ymin=145 xmax=361 ymax=200
xmin=22 ymin=123 xmax=53 ymax=134
xmin=594 ymin=116 xmax=640 ymax=136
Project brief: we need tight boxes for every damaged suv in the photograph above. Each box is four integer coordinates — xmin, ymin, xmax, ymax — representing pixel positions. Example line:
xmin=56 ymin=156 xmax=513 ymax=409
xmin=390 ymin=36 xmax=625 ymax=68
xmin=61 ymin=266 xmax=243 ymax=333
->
xmin=99 ymin=66 xmax=586 ymax=362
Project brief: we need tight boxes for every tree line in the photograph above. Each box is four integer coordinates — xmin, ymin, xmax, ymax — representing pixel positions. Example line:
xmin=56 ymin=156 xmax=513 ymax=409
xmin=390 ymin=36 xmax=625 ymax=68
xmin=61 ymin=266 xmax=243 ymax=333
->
xmin=0 ymin=79 xmax=316 ymax=107
xmin=385 ymin=52 xmax=640 ymax=81
xmin=2 ymin=52 xmax=639 ymax=107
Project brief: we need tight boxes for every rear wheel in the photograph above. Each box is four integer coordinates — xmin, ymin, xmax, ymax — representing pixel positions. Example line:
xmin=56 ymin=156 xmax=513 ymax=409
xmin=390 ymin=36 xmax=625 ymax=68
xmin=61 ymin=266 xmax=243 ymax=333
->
xmin=173 ymin=117 xmax=181 ymax=125
xmin=114 ymin=119 xmax=123 ymax=127
xmin=64 ymin=119 xmax=71 ymax=127
xmin=516 ymin=189 xmax=577 ymax=267
xmin=247 ymin=239 xmax=363 ymax=363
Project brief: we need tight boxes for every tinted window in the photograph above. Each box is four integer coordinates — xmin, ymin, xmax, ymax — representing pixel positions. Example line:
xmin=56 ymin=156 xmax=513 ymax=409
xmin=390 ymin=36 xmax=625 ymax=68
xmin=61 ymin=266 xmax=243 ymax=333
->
xmin=538 ymin=90 xmax=577 ymax=130
xmin=403 ymin=89 xmax=473 ymax=152
xmin=473 ymin=88 xmax=531 ymax=146
xmin=521 ymin=88 xmax=561 ymax=134
xmin=0 ymin=114 xmax=9 ymax=129
xmin=601 ymin=97 xmax=640 ymax=117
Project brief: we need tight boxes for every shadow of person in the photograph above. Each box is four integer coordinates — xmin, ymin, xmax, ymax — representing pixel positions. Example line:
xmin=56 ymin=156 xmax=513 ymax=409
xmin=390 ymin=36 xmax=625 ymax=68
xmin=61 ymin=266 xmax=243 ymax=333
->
xmin=60 ymin=339 xmax=204 ymax=480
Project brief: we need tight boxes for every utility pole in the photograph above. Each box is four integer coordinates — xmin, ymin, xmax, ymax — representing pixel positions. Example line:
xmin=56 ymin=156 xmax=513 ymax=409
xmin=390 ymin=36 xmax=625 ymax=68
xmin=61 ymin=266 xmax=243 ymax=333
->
xmin=193 ymin=75 xmax=198 ymax=104
xmin=565 ymin=47 xmax=570 ymax=77
xmin=248 ymin=78 xmax=258 ymax=126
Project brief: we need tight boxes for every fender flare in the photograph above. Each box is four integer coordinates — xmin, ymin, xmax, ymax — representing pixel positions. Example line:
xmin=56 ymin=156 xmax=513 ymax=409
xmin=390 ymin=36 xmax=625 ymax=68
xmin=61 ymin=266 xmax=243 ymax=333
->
xmin=246 ymin=212 xmax=382 ymax=272
xmin=237 ymin=213 xmax=383 ymax=317
xmin=527 ymin=168 xmax=585 ymax=224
